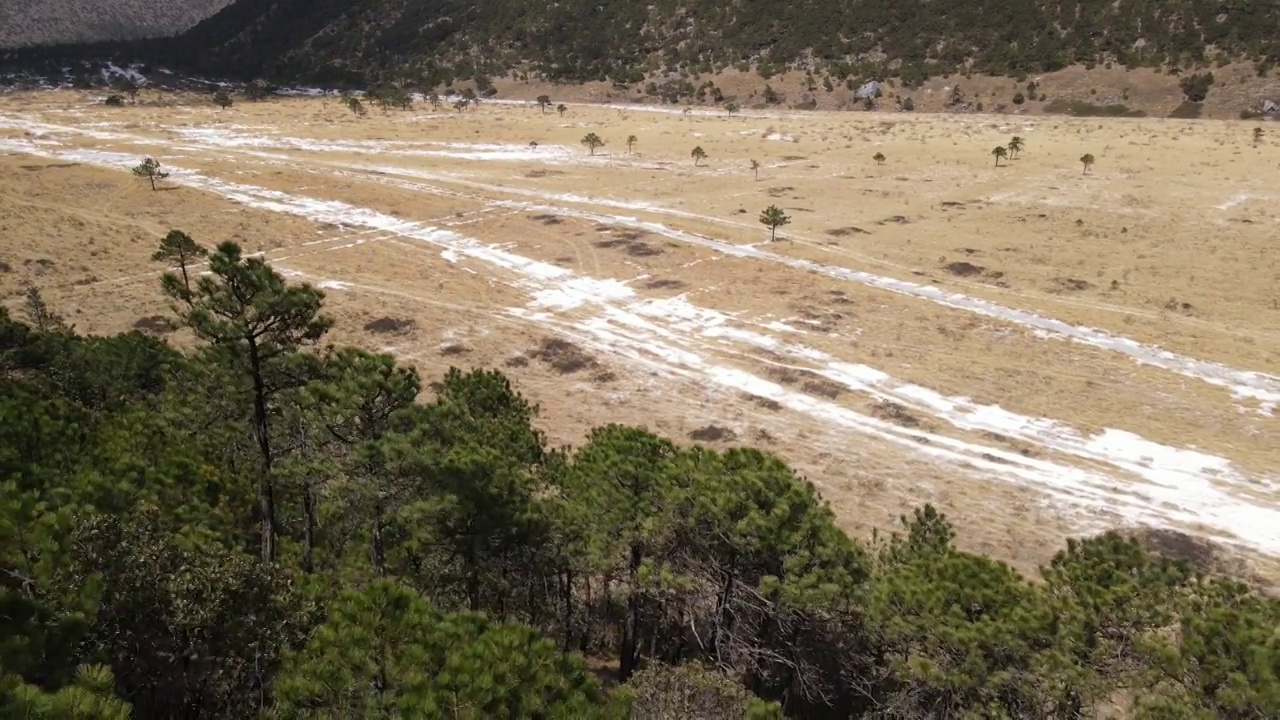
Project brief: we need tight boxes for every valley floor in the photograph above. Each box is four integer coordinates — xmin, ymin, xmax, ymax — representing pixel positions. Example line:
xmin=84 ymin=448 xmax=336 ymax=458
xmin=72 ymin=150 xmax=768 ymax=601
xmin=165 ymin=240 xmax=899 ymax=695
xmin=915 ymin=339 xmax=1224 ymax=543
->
xmin=2 ymin=90 xmax=1277 ymax=581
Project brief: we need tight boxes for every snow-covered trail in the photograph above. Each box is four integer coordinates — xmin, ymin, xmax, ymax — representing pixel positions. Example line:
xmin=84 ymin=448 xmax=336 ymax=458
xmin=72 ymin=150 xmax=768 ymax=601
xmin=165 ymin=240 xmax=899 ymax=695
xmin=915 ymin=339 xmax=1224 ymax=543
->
xmin=79 ymin=120 xmax=1274 ymax=413
xmin=3 ymin=132 xmax=1277 ymax=557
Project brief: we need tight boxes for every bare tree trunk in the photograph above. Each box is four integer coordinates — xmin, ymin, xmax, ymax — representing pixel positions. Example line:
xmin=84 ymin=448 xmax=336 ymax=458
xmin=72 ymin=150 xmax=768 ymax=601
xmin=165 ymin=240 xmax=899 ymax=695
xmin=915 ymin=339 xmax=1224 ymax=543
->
xmin=301 ymin=479 xmax=316 ymax=573
xmin=247 ymin=339 xmax=276 ymax=563
xmin=620 ymin=545 xmax=643 ymax=680
xmin=371 ymin=495 xmax=386 ymax=576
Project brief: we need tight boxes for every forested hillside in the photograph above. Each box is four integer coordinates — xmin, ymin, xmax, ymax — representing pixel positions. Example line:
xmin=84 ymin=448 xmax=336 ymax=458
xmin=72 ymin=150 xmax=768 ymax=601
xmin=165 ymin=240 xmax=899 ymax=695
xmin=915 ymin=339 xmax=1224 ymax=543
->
xmin=169 ymin=0 xmax=1280 ymax=87
xmin=0 ymin=0 xmax=230 ymax=49
xmin=3 ymin=233 xmax=1279 ymax=717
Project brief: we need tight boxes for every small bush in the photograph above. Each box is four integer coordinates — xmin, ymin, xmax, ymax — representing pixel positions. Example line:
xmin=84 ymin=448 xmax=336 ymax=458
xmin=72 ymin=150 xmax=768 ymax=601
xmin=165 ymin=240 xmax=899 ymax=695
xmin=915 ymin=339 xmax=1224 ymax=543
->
xmin=1012 ymin=92 xmax=1025 ymax=105
xmin=104 ymin=94 xmax=125 ymax=107
xmin=1179 ymin=72 xmax=1214 ymax=102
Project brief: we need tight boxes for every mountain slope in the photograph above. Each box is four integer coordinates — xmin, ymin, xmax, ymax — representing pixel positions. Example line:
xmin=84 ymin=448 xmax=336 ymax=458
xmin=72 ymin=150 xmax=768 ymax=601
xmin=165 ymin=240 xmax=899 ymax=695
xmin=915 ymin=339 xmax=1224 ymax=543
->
xmin=0 ymin=0 xmax=232 ymax=48
xmin=176 ymin=0 xmax=1280 ymax=86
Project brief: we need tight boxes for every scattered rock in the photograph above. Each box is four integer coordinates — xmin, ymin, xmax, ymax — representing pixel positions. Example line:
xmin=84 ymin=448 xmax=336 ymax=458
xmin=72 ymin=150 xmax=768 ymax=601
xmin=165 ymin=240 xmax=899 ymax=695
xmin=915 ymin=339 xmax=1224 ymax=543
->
xmin=530 ymin=214 xmax=562 ymax=225
xmin=878 ymin=215 xmax=911 ymax=225
xmin=643 ymin=278 xmax=686 ymax=290
xmin=439 ymin=343 xmax=469 ymax=356
xmin=743 ymin=393 xmax=783 ymax=411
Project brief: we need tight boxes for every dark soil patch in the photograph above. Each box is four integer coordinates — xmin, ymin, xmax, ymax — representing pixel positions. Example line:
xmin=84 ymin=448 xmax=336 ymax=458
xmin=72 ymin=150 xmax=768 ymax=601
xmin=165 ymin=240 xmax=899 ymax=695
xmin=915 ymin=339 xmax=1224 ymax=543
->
xmin=364 ymin=316 xmax=416 ymax=334
xmin=688 ymin=425 xmax=737 ymax=442
xmin=530 ymin=337 xmax=598 ymax=374
xmin=743 ymin=393 xmax=783 ymax=411
xmin=132 ymin=315 xmax=172 ymax=335
xmin=940 ymin=201 xmax=965 ymax=208
xmin=944 ymin=261 xmax=985 ymax=277
xmin=871 ymin=400 xmax=921 ymax=428
xmin=1133 ymin=528 xmax=1218 ymax=573
xmin=877 ymin=215 xmax=911 ymax=225
xmin=439 ymin=344 xmax=469 ymax=356
xmin=766 ymin=186 xmax=795 ymax=197
xmin=594 ymin=237 xmax=663 ymax=257
xmin=826 ymin=226 xmax=870 ymax=237
xmin=780 ymin=155 xmax=806 ymax=162
xmin=531 ymin=214 xmax=563 ymax=225
xmin=954 ymin=247 xmax=980 ymax=255
xmin=1055 ymin=277 xmax=1093 ymax=292
xmin=643 ymin=278 xmax=686 ymax=290
xmin=525 ymin=169 xmax=564 ymax=178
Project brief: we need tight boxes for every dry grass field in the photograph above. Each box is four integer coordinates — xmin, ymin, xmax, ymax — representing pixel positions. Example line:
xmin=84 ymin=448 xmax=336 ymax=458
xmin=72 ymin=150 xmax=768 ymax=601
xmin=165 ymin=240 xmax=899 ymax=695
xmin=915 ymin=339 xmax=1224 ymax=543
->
xmin=1 ymin=90 xmax=1277 ymax=581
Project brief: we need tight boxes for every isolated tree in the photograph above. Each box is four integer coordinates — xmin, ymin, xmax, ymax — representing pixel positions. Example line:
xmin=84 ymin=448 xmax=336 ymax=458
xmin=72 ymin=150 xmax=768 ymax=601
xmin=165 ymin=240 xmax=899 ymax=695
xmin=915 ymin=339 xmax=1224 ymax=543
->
xmin=461 ymin=87 xmax=477 ymax=108
xmin=581 ymin=133 xmax=604 ymax=155
xmin=992 ymin=145 xmax=1008 ymax=167
xmin=1080 ymin=153 xmax=1096 ymax=174
xmin=759 ymin=205 xmax=791 ymax=242
xmin=1008 ymin=135 xmax=1024 ymax=158
xmin=750 ymin=158 xmax=760 ymax=179
xmin=626 ymin=134 xmax=637 ymax=154
xmin=691 ymin=146 xmax=707 ymax=166
xmin=454 ymin=99 xmax=468 ymax=112
xmin=163 ymin=241 xmax=332 ymax=562
xmin=529 ymin=141 xmax=539 ymax=149
xmin=557 ymin=103 xmax=567 ymax=117
xmin=103 ymin=94 xmax=125 ymax=107
xmin=537 ymin=95 xmax=552 ymax=113
xmin=345 ymin=96 xmax=366 ymax=117
xmin=113 ymin=77 xmax=139 ymax=103
xmin=132 ymin=157 xmax=169 ymax=191
xmin=150 ymin=230 xmax=207 ymax=298
xmin=213 ymin=90 xmax=233 ymax=110
xmin=725 ymin=101 xmax=740 ymax=116
xmin=428 ymin=92 xmax=441 ymax=110
xmin=22 ymin=287 xmax=66 ymax=333
xmin=1253 ymin=127 xmax=1264 ymax=144
xmin=873 ymin=152 xmax=886 ymax=165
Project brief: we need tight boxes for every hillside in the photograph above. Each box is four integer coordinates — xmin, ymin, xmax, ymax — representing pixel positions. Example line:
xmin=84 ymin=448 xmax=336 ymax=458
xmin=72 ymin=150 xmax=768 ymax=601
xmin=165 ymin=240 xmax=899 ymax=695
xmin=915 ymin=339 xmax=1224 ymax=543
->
xmin=0 ymin=0 xmax=231 ymax=49
xmin=174 ymin=0 xmax=1280 ymax=88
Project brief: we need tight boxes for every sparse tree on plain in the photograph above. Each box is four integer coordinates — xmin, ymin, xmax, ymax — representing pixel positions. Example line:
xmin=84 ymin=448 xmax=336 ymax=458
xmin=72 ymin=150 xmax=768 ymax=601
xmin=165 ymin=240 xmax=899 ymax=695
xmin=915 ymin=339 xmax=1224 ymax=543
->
xmin=429 ymin=92 xmax=441 ymax=110
xmin=873 ymin=152 xmax=886 ymax=165
xmin=132 ymin=157 xmax=169 ymax=191
xmin=114 ymin=77 xmax=139 ymax=104
xmin=725 ymin=101 xmax=740 ymax=116
xmin=759 ymin=205 xmax=791 ymax=242
xmin=691 ymin=146 xmax=707 ymax=166
xmin=627 ymin=135 xmax=637 ymax=154
xmin=23 ymin=287 xmax=67 ymax=333
xmin=345 ymin=96 xmax=367 ymax=117
xmin=557 ymin=103 xmax=567 ymax=117
xmin=529 ymin=141 xmax=538 ymax=149
xmin=537 ymin=95 xmax=552 ymax=113
xmin=581 ymin=133 xmax=604 ymax=155
xmin=1080 ymin=153 xmax=1096 ymax=174
xmin=992 ymin=146 xmax=1008 ymax=167
xmin=213 ymin=90 xmax=233 ymax=110
xmin=1008 ymin=136 xmax=1024 ymax=159
xmin=454 ymin=99 xmax=468 ymax=112
xmin=750 ymin=159 xmax=760 ymax=179
xmin=461 ymin=88 xmax=477 ymax=109
xmin=151 ymin=230 xmax=208 ymax=298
